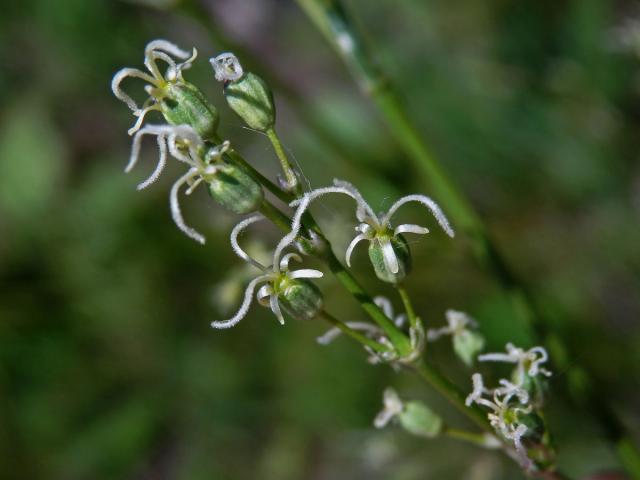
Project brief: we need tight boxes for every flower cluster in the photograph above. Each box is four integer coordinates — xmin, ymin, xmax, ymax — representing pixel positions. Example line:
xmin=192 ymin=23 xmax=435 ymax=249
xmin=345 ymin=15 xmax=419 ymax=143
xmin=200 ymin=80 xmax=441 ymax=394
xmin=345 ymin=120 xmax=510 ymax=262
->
xmin=466 ymin=344 xmax=552 ymax=471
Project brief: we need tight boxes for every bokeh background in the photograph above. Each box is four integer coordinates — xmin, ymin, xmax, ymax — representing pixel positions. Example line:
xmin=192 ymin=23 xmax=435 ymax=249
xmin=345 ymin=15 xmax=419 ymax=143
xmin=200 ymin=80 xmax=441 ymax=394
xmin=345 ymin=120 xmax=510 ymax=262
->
xmin=1 ymin=0 xmax=640 ymax=479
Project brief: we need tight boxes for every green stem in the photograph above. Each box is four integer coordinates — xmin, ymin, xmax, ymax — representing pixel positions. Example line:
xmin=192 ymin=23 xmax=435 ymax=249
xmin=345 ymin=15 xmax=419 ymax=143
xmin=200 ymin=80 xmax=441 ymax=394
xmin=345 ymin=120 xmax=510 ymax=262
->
xmin=294 ymin=0 xmax=640 ymax=474
xmin=443 ymin=427 xmax=495 ymax=448
xmin=323 ymin=248 xmax=413 ymax=356
xmin=266 ymin=128 xmax=301 ymax=195
xmin=319 ymin=310 xmax=390 ymax=354
xmin=396 ymin=284 xmax=418 ymax=331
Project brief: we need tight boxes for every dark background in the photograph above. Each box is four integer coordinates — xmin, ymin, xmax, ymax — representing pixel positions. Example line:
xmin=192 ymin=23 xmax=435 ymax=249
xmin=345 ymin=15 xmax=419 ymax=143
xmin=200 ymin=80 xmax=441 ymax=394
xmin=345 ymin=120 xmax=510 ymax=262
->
xmin=1 ymin=0 xmax=639 ymax=478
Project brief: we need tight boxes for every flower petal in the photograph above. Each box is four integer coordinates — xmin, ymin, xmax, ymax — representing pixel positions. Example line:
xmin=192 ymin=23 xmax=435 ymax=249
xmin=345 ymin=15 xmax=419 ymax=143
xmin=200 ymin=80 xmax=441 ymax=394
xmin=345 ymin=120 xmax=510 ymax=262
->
xmin=384 ymin=194 xmax=454 ymax=238
xmin=379 ymin=237 xmax=399 ymax=274
xmin=394 ymin=223 xmax=429 ymax=236
xmin=288 ymin=268 xmax=323 ymax=280
xmin=211 ymin=274 xmax=270 ymax=329
xmin=345 ymin=233 xmax=368 ymax=267
xmin=170 ymin=168 xmax=205 ymax=244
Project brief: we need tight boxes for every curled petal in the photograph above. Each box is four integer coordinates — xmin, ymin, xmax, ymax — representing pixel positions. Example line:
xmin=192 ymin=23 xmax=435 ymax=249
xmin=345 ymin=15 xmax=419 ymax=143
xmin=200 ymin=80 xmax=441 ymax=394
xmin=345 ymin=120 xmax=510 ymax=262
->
xmin=374 ymin=388 xmax=403 ymax=428
xmin=257 ymin=284 xmax=273 ymax=306
xmin=394 ymin=223 xmax=429 ymax=236
xmin=230 ymin=215 xmax=267 ymax=270
xmin=332 ymin=179 xmax=379 ymax=223
xmin=279 ymin=252 xmax=302 ymax=272
xmin=384 ymin=194 xmax=455 ymax=238
xmin=211 ymin=275 xmax=270 ymax=329
xmin=137 ymin=134 xmax=167 ymax=190
xmin=316 ymin=321 xmax=380 ymax=345
xmin=426 ymin=326 xmax=452 ymax=341
xmin=112 ymin=68 xmax=158 ymax=111
xmin=373 ymin=296 xmax=394 ymax=320
xmin=170 ymin=168 xmax=205 ymax=244
xmin=379 ymin=237 xmax=399 ymax=274
xmin=128 ymin=104 xmax=161 ymax=136
xmin=345 ymin=233 xmax=368 ymax=267
xmin=145 ymin=39 xmax=191 ymax=60
xmin=478 ymin=352 xmax=515 ymax=364
xmin=288 ymin=269 xmax=323 ymax=280
xmin=270 ymin=294 xmax=285 ymax=325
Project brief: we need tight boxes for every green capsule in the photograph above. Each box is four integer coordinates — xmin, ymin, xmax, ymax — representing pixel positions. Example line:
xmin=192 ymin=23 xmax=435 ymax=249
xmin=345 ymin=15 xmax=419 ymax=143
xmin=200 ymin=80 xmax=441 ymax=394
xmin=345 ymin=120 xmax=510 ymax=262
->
xmin=224 ymin=72 xmax=275 ymax=132
xmin=160 ymin=82 xmax=219 ymax=140
xmin=278 ymin=279 xmax=323 ymax=321
xmin=368 ymin=234 xmax=412 ymax=284
xmin=206 ymin=163 xmax=263 ymax=215
xmin=398 ymin=401 xmax=443 ymax=438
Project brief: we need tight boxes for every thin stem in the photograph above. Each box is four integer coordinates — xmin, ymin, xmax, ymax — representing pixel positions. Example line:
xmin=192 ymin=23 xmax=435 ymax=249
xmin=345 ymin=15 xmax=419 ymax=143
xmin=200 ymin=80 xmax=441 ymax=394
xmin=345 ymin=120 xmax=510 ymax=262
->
xmin=266 ymin=128 xmax=301 ymax=195
xmin=323 ymin=248 xmax=413 ymax=356
xmin=319 ymin=310 xmax=390 ymax=354
xmin=396 ymin=284 xmax=418 ymax=331
xmin=443 ymin=427 xmax=494 ymax=448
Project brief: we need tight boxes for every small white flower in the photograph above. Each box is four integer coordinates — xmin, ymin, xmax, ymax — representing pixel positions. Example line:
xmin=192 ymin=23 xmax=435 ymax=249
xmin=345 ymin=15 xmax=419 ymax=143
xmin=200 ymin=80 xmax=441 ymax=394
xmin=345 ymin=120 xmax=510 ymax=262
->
xmin=374 ymin=388 xmax=404 ymax=428
xmin=125 ymin=123 xmax=229 ymax=244
xmin=290 ymin=179 xmax=454 ymax=275
xmin=212 ymin=207 xmax=323 ymax=328
xmin=466 ymin=372 xmax=534 ymax=471
xmin=479 ymin=343 xmax=551 ymax=385
xmin=210 ymin=52 xmax=244 ymax=82
xmin=427 ymin=309 xmax=477 ymax=341
xmin=112 ymin=39 xmax=197 ymax=135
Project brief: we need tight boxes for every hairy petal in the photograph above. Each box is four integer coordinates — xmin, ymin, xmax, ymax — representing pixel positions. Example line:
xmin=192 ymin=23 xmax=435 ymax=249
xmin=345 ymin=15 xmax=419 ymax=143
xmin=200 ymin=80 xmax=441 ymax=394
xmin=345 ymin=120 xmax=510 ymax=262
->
xmin=211 ymin=275 xmax=270 ymax=329
xmin=170 ymin=168 xmax=205 ymax=244
xmin=384 ymin=194 xmax=454 ymax=238
xmin=230 ymin=215 xmax=266 ymax=270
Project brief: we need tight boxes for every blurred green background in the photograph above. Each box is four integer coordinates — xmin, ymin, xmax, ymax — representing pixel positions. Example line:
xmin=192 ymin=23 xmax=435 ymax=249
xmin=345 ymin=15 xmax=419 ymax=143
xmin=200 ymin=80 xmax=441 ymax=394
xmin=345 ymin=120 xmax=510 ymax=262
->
xmin=1 ymin=0 xmax=639 ymax=479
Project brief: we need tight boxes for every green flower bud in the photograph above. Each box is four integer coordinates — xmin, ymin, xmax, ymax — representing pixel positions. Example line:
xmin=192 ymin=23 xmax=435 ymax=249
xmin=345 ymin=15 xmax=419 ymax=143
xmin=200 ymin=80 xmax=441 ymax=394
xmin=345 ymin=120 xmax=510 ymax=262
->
xmin=453 ymin=330 xmax=485 ymax=366
xmin=205 ymin=162 xmax=263 ymax=215
xmin=368 ymin=234 xmax=412 ymax=284
xmin=398 ymin=401 xmax=443 ymax=438
xmin=223 ymin=72 xmax=275 ymax=132
xmin=278 ymin=278 xmax=324 ymax=321
xmin=211 ymin=53 xmax=275 ymax=132
xmin=160 ymin=82 xmax=219 ymax=140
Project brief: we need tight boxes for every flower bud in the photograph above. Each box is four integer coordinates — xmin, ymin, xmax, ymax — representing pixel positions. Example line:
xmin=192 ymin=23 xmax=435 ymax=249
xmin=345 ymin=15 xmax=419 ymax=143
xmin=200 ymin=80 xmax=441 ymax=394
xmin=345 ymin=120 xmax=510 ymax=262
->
xmin=205 ymin=162 xmax=263 ymax=215
xmin=278 ymin=279 xmax=324 ymax=321
xmin=160 ymin=82 xmax=219 ymax=140
xmin=223 ymin=72 xmax=275 ymax=132
xmin=453 ymin=330 xmax=485 ymax=366
xmin=398 ymin=401 xmax=443 ymax=438
xmin=368 ymin=235 xmax=412 ymax=284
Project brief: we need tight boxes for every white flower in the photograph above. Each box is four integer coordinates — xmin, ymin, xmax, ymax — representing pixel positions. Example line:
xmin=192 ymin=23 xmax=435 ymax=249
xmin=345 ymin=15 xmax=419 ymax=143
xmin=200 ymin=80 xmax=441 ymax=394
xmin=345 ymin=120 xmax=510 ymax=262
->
xmin=466 ymin=373 xmax=534 ymax=471
xmin=125 ymin=123 xmax=229 ymax=245
xmin=212 ymin=208 xmax=324 ymax=328
xmin=374 ymin=388 xmax=404 ymax=428
xmin=478 ymin=343 xmax=551 ymax=385
xmin=210 ymin=52 xmax=244 ymax=82
xmin=111 ymin=39 xmax=197 ymax=135
xmin=427 ymin=309 xmax=477 ymax=341
xmin=290 ymin=179 xmax=454 ymax=275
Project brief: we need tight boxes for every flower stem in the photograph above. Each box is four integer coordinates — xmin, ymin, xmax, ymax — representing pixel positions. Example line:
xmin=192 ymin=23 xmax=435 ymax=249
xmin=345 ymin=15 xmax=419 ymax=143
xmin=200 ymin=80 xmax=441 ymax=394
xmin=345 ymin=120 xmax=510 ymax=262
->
xmin=319 ymin=310 xmax=390 ymax=354
xmin=443 ymin=427 xmax=497 ymax=448
xmin=395 ymin=284 xmax=418 ymax=331
xmin=265 ymin=128 xmax=301 ymax=195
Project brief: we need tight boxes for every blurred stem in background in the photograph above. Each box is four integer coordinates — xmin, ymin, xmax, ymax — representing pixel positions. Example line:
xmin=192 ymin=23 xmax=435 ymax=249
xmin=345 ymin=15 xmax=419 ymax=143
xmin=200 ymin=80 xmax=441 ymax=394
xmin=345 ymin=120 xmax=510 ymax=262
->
xmin=292 ymin=0 xmax=640 ymax=477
